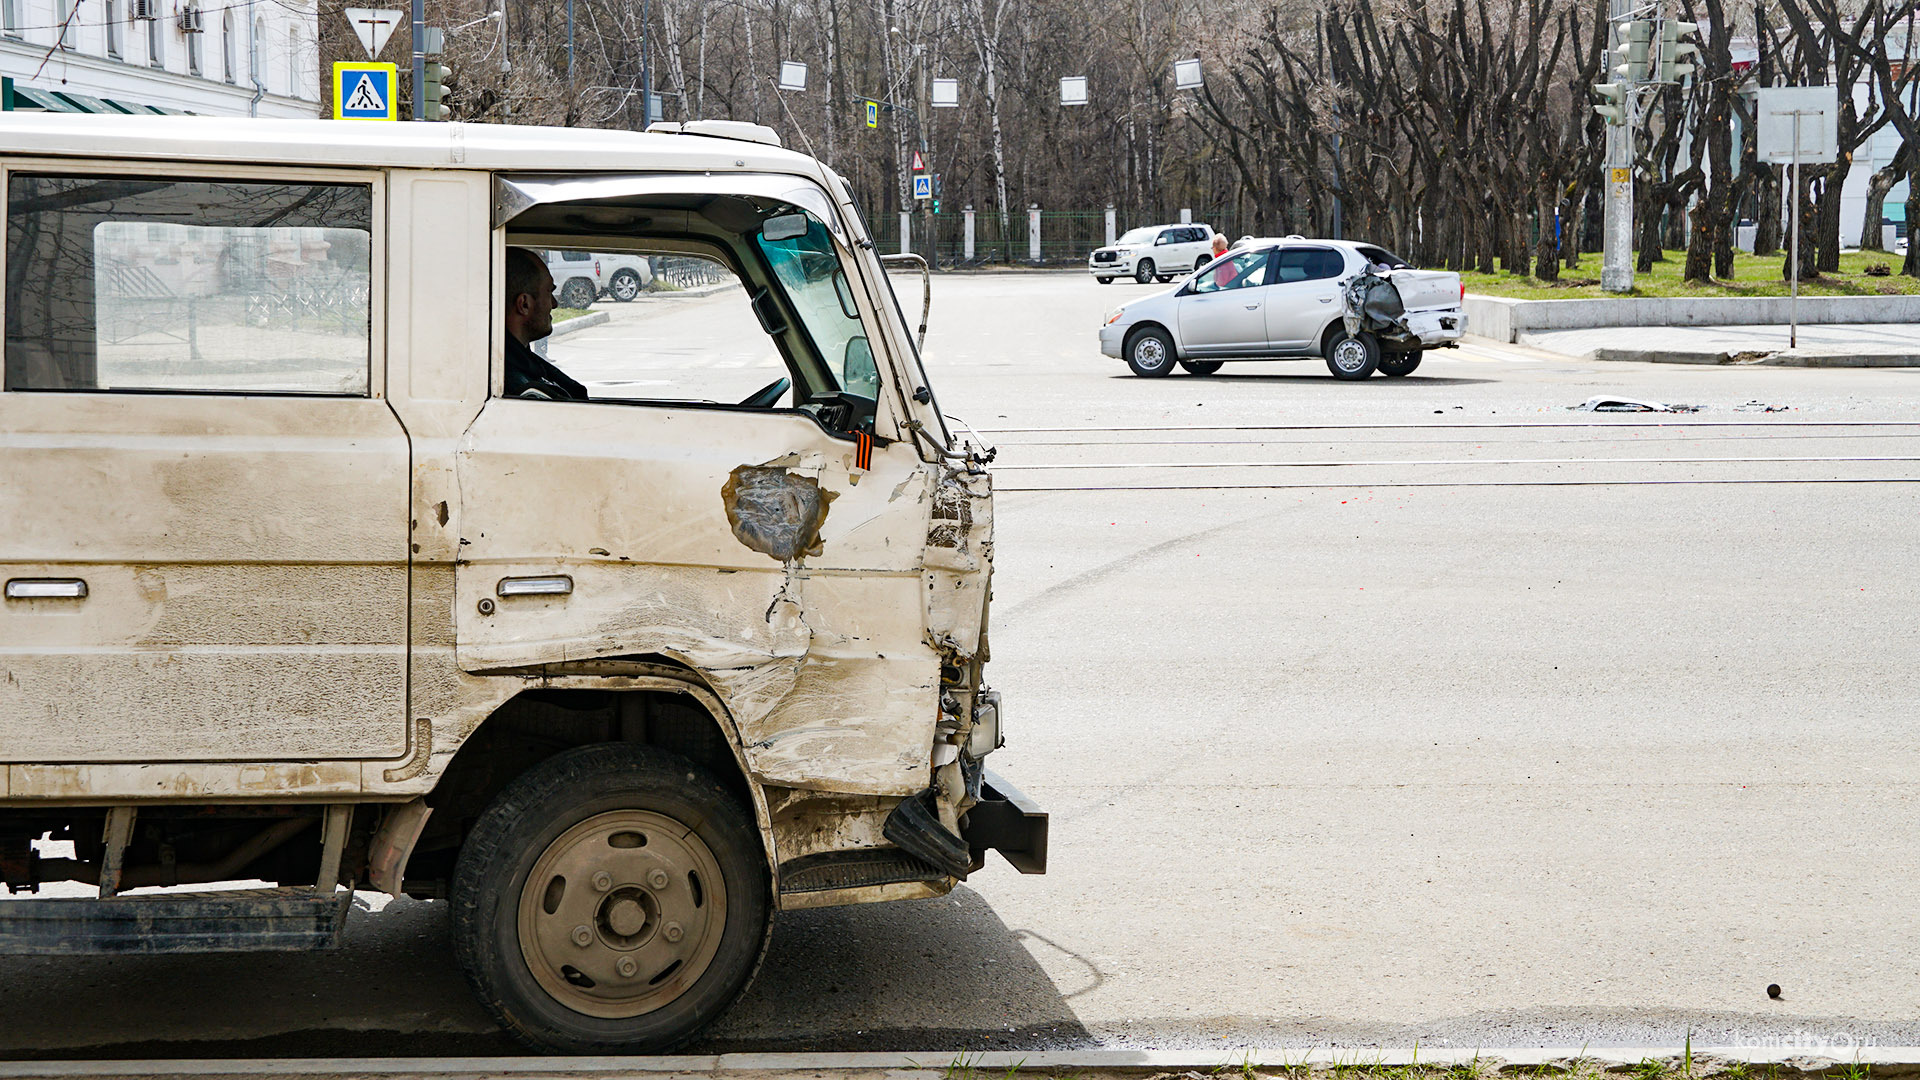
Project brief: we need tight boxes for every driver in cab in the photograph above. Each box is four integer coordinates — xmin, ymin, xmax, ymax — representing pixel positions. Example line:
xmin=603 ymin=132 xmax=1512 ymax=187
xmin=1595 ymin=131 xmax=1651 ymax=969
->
xmin=505 ymin=246 xmax=589 ymax=401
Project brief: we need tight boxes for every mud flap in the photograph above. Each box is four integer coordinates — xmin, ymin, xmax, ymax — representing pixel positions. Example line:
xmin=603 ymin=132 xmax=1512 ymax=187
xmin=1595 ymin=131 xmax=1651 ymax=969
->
xmin=961 ymin=771 xmax=1048 ymax=875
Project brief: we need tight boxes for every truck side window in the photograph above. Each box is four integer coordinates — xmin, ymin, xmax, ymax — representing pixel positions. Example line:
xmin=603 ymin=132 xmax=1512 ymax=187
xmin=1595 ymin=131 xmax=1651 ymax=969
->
xmin=533 ymin=249 xmax=794 ymax=408
xmin=4 ymin=174 xmax=373 ymax=395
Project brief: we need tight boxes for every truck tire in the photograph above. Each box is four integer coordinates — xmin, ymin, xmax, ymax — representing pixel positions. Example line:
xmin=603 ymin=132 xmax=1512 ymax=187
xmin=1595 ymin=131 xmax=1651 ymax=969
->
xmin=1125 ymin=327 xmax=1178 ymax=377
xmin=1134 ymin=259 xmax=1157 ymax=284
xmin=1378 ymin=350 xmax=1423 ymax=377
xmin=451 ymin=744 xmax=771 ymax=1054
xmin=1324 ymin=331 xmax=1380 ymax=380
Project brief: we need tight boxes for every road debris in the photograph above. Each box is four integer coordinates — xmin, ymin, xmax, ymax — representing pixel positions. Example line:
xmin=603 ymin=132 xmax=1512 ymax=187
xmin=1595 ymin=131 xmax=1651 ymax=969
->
xmin=1736 ymin=400 xmax=1792 ymax=412
xmin=1574 ymin=395 xmax=1701 ymax=413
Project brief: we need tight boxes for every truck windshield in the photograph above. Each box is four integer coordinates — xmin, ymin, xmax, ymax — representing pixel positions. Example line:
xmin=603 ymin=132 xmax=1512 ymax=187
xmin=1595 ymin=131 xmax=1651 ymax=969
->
xmin=754 ymin=219 xmax=874 ymax=397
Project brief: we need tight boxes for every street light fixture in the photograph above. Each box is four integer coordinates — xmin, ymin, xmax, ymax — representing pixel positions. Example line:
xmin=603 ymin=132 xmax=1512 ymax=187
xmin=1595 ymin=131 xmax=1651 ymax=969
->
xmin=931 ymin=77 xmax=957 ymax=107
xmin=1173 ymin=58 xmax=1202 ymax=89
xmin=777 ymin=61 xmax=807 ymax=91
xmin=1060 ymin=76 xmax=1088 ymax=106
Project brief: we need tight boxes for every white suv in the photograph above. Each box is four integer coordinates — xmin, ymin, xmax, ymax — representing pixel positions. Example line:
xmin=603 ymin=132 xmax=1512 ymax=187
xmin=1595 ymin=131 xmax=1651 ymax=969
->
xmin=545 ymin=250 xmax=655 ymax=308
xmin=1089 ymin=223 xmax=1216 ymax=284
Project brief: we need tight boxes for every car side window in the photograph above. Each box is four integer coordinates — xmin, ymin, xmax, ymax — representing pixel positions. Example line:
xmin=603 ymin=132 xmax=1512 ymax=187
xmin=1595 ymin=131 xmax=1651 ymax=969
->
xmin=1273 ymin=248 xmax=1345 ymax=283
xmin=1188 ymin=249 xmax=1270 ymax=294
xmin=5 ymin=173 xmax=373 ymax=395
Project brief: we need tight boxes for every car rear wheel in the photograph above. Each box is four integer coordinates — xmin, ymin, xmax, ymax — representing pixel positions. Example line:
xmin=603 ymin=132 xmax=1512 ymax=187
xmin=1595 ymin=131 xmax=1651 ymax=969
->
xmin=1378 ymin=350 xmax=1423 ymax=377
xmin=559 ymin=277 xmax=598 ymax=311
xmin=1180 ymin=360 xmax=1223 ymax=375
xmin=608 ymin=269 xmax=644 ymax=302
xmin=1324 ymin=331 xmax=1380 ymax=380
xmin=1134 ymin=260 xmax=1156 ymax=284
xmin=451 ymin=743 xmax=771 ymax=1054
xmin=1126 ymin=327 xmax=1177 ymax=377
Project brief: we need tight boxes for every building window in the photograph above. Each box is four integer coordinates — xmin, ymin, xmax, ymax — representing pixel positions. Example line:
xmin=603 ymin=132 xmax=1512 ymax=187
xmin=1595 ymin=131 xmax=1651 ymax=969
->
xmin=288 ymin=26 xmax=303 ymax=96
xmin=253 ymin=16 xmax=265 ymax=88
xmin=147 ymin=13 xmax=164 ymax=67
xmin=1 ymin=0 xmax=18 ymax=38
xmin=105 ymin=0 xmax=122 ymax=57
xmin=221 ymin=10 xmax=233 ymax=81
xmin=185 ymin=4 xmax=202 ymax=74
xmin=59 ymin=0 xmax=78 ymax=49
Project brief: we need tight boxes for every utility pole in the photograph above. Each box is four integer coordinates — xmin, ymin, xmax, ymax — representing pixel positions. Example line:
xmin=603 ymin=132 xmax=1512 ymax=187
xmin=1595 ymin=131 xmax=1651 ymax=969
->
xmin=410 ymin=0 xmax=424 ymax=119
xmin=1601 ymin=0 xmax=1641 ymax=291
xmin=912 ymin=43 xmax=932 ymax=262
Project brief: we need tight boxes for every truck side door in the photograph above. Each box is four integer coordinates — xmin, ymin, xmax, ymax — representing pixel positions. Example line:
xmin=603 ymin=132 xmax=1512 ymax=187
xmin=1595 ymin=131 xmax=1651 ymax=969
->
xmin=0 ymin=167 xmax=411 ymax=765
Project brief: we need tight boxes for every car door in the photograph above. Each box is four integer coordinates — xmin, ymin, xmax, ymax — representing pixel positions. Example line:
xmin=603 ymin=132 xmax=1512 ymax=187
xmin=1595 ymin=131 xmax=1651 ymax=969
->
xmin=1262 ymin=246 xmax=1351 ymax=352
xmin=1176 ymin=248 xmax=1275 ymax=355
xmin=453 ymin=173 xmax=943 ymax=793
xmin=0 ymin=166 xmax=411 ymax=764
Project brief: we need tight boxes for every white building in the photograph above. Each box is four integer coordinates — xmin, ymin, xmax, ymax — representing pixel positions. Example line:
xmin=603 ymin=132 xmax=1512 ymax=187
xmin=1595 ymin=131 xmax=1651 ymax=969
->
xmin=0 ymin=0 xmax=318 ymax=117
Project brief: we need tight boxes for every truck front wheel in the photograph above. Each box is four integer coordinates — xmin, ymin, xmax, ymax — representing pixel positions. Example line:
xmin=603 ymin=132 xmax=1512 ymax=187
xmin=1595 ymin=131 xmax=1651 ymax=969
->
xmin=451 ymin=744 xmax=770 ymax=1054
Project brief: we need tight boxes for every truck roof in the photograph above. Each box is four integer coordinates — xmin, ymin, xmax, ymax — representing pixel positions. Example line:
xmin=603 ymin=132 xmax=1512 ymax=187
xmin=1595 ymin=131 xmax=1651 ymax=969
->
xmin=0 ymin=115 xmax=825 ymax=176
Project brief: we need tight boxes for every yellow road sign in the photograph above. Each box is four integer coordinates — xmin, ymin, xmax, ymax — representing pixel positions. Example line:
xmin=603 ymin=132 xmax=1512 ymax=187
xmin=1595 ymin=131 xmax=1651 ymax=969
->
xmin=865 ymin=100 xmax=878 ymax=128
xmin=333 ymin=62 xmax=398 ymax=121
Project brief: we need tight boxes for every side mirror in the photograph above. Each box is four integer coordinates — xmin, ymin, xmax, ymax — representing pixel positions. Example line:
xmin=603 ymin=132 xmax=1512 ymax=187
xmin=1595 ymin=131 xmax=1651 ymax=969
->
xmin=843 ymin=337 xmax=879 ymax=398
xmin=763 ymin=213 xmax=810 ymax=242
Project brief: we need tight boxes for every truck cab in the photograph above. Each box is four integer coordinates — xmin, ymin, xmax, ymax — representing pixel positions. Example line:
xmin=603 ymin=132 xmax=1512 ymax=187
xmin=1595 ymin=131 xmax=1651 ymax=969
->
xmin=0 ymin=115 xmax=1043 ymax=1053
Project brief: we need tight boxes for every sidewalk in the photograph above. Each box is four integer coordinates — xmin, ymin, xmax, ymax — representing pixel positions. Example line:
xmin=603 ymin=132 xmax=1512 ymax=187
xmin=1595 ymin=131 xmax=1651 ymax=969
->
xmin=1518 ymin=322 xmax=1920 ymax=366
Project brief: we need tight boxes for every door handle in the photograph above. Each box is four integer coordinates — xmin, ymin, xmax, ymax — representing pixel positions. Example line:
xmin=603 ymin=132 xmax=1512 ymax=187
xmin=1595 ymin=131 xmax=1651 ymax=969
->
xmin=5 ymin=578 xmax=87 ymax=599
xmin=497 ymin=575 xmax=573 ymax=597
xmin=1244 ymin=303 xmax=1260 ymax=310
xmin=1319 ymin=297 xmax=1333 ymax=303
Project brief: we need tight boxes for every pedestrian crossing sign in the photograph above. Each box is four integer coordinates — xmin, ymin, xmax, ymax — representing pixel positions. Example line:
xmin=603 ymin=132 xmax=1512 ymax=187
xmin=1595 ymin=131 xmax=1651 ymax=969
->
xmin=333 ymin=62 xmax=398 ymax=121
xmin=913 ymin=174 xmax=932 ymax=200
xmin=865 ymin=100 xmax=878 ymax=128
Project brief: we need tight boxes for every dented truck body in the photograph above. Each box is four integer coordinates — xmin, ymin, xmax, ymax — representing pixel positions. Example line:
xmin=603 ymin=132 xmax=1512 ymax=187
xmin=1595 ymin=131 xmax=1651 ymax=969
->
xmin=0 ymin=115 xmax=1041 ymax=1052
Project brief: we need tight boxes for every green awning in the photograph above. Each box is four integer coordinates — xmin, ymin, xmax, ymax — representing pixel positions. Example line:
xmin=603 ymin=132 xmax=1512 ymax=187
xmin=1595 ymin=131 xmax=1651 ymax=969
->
xmin=151 ymin=106 xmax=192 ymax=115
xmin=4 ymin=81 xmax=82 ymax=112
xmin=104 ymin=99 xmax=165 ymax=114
xmin=52 ymin=91 xmax=120 ymax=113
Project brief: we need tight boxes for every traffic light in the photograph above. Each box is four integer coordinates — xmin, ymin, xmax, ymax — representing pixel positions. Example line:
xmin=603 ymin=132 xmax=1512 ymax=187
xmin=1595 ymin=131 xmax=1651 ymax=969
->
xmin=1658 ymin=20 xmax=1699 ymax=82
xmin=421 ymin=60 xmax=450 ymax=121
xmin=1591 ymin=81 xmax=1629 ymax=125
xmin=1612 ymin=19 xmax=1652 ymax=80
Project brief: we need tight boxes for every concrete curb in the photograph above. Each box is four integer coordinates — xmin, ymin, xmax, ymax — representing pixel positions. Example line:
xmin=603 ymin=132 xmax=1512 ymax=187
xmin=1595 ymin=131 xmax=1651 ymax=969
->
xmin=1466 ymin=293 xmax=1920 ymax=343
xmin=4 ymin=1048 xmax=1919 ymax=1078
xmin=1580 ymin=346 xmax=1920 ymax=367
xmin=548 ymin=310 xmax=609 ymax=337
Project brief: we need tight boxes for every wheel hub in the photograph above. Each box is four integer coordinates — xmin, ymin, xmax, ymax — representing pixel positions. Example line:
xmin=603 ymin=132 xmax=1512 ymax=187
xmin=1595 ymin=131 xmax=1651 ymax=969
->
xmin=1334 ymin=340 xmax=1366 ymax=371
xmin=517 ymin=810 xmax=727 ymax=1018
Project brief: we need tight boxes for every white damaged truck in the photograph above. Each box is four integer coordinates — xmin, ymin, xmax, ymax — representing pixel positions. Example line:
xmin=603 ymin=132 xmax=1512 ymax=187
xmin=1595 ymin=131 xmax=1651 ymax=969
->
xmin=0 ymin=115 xmax=1044 ymax=1053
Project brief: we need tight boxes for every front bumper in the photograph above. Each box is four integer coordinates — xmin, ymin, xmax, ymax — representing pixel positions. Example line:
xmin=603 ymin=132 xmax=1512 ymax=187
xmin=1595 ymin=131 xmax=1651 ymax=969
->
xmin=1089 ymin=257 xmax=1136 ymax=275
xmin=961 ymin=771 xmax=1049 ymax=874
xmin=1099 ymin=321 xmax=1128 ymax=358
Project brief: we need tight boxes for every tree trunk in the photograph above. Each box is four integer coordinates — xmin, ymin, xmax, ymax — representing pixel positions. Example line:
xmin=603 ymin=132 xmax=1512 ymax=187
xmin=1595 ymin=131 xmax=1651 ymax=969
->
xmin=1858 ymin=150 xmax=1904 ymax=251
xmin=1752 ymin=163 xmax=1780 ymax=255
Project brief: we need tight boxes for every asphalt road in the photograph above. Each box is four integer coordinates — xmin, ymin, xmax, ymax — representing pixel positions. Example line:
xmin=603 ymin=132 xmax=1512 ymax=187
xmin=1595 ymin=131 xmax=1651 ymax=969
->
xmin=4 ymin=271 xmax=1918 ymax=1059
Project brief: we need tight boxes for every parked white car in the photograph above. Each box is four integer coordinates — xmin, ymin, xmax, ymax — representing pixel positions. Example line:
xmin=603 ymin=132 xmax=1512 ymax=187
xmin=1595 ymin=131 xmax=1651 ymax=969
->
xmin=545 ymin=249 xmax=655 ymax=308
xmin=1098 ymin=239 xmax=1467 ymax=379
xmin=1088 ymin=222 xmax=1216 ymax=284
